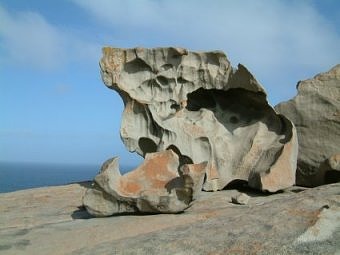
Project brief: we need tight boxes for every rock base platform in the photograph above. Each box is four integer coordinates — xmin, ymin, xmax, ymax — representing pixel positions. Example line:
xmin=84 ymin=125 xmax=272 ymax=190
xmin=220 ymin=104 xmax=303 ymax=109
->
xmin=0 ymin=182 xmax=339 ymax=255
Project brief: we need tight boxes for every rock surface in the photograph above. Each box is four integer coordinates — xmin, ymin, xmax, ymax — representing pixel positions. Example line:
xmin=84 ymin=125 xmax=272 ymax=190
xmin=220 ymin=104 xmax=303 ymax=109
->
xmin=0 ymin=182 xmax=339 ymax=254
xmin=275 ymin=65 xmax=340 ymax=187
xmin=83 ymin=150 xmax=207 ymax=216
xmin=100 ymin=47 xmax=298 ymax=192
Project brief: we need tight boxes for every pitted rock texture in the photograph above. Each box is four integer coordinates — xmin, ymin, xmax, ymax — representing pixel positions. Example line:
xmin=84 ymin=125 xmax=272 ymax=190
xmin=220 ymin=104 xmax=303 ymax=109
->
xmin=276 ymin=65 xmax=340 ymax=187
xmin=100 ymin=47 xmax=298 ymax=192
xmin=83 ymin=150 xmax=207 ymax=216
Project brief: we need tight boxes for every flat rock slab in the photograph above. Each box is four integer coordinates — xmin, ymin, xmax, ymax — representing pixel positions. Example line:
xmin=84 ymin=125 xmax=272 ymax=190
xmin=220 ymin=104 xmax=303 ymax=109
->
xmin=0 ymin=182 xmax=339 ymax=255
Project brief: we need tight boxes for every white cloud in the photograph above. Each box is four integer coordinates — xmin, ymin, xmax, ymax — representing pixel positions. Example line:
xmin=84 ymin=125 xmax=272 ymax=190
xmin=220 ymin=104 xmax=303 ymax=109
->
xmin=1 ymin=1 xmax=338 ymax=102
xmin=0 ymin=6 xmax=64 ymax=70
xmin=72 ymin=0 xmax=340 ymax=103
xmin=0 ymin=4 xmax=100 ymax=71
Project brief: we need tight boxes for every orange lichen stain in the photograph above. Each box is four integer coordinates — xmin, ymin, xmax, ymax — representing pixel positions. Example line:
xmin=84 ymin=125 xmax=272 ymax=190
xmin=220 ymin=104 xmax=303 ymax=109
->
xmin=199 ymin=211 xmax=220 ymax=220
xmin=141 ymin=152 xmax=178 ymax=189
xmin=144 ymin=153 xmax=176 ymax=175
xmin=206 ymin=164 xmax=220 ymax=180
xmin=189 ymin=162 xmax=207 ymax=175
xmin=119 ymin=151 xmax=178 ymax=193
xmin=180 ymin=100 xmax=187 ymax=108
xmin=149 ymin=178 xmax=169 ymax=190
xmin=287 ymin=207 xmax=322 ymax=226
xmin=119 ymin=180 xmax=142 ymax=196
xmin=102 ymin=47 xmax=112 ymax=55
xmin=102 ymin=47 xmax=125 ymax=74
xmin=261 ymin=140 xmax=295 ymax=191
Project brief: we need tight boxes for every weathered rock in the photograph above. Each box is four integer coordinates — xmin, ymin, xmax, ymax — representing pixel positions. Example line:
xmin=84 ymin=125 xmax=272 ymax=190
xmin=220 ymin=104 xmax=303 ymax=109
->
xmin=100 ymin=47 xmax=298 ymax=192
xmin=1 ymin=182 xmax=339 ymax=254
xmin=276 ymin=65 xmax=340 ymax=187
xmin=231 ymin=192 xmax=250 ymax=205
xmin=324 ymin=154 xmax=340 ymax=184
xmin=327 ymin=154 xmax=340 ymax=171
xmin=83 ymin=150 xmax=207 ymax=216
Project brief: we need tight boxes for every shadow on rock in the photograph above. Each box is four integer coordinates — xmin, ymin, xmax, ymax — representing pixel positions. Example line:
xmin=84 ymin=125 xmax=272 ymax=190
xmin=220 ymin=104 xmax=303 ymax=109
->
xmin=71 ymin=206 xmax=92 ymax=220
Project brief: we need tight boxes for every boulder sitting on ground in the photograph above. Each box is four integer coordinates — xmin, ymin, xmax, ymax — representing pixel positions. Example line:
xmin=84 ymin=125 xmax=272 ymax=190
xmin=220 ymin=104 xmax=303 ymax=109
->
xmin=231 ymin=192 xmax=250 ymax=205
xmin=99 ymin=47 xmax=298 ymax=192
xmin=83 ymin=150 xmax=207 ymax=216
xmin=275 ymin=65 xmax=340 ymax=187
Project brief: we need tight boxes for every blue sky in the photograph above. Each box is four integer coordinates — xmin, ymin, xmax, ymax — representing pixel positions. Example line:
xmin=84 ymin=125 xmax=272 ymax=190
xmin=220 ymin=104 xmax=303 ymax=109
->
xmin=0 ymin=0 xmax=339 ymax=166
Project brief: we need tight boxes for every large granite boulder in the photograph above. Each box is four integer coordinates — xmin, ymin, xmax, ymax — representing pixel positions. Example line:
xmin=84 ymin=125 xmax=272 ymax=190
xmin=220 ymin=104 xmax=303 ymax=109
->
xmin=100 ymin=47 xmax=298 ymax=192
xmin=83 ymin=150 xmax=207 ymax=216
xmin=275 ymin=65 xmax=340 ymax=187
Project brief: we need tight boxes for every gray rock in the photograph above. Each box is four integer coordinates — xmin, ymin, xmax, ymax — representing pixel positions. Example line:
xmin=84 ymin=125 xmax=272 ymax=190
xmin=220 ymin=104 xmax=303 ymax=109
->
xmin=326 ymin=154 xmax=340 ymax=171
xmin=83 ymin=183 xmax=137 ymax=217
xmin=100 ymin=47 xmax=298 ymax=192
xmin=1 ymin=182 xmax=339 ymax=255
xmin=276 ymin=65 xmax=340 ymax=187
xmin=231 ymin=192 xmax=250 ymax=205
xmin=324 ymin=154 xmax=340 ymax=184
xmin=83 ymin=150 xmax=207 ymax=216
xmin=327 ymin=153 xmax=340 ymax=171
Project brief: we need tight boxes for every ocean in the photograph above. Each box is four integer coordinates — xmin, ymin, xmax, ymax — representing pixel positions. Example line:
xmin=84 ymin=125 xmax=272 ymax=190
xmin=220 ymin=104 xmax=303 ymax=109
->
xmin=0 ymin=161 xmax=134 ymax=193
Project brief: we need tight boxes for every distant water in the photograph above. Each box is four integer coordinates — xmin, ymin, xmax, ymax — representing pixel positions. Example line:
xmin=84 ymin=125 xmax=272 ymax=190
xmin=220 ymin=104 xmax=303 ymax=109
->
xmin=0 ymin=161 xmax=134 ymax=193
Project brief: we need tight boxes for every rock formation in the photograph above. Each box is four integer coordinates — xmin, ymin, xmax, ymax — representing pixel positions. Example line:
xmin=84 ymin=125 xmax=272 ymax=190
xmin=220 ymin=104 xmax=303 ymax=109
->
xmin=275 ymin=65 xmax=340 ymax=187
xmin=83 ymin=150 xmax=207 ymax=216
xmin=99 ymin=47 xmax=298 ymax=193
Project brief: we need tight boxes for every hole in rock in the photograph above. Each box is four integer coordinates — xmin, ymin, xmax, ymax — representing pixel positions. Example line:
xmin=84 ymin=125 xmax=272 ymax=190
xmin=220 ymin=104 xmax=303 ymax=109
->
xmin=186 ymin=88 xmax=287 ymax=135
xmin=170 ymin=103 xmax=180 ymax=112
xmin=186 ymin=88 xmax=216 ymax=111
xmin=156 ymin=76 xmax=169 ymax=86
xmin=206 ymin=52 xmax=221 ymax=66
xmin=223 ymin=179 xmax=248 ymax=190
xmin=229 ymin=116 xmax=238 ymax=124
xmin=167 ymin=145 xmax=193 ymax=166
xmin=161 ymin=64 xmax=173 ymax=71
xmin=138 ymin=137 xmax=157 ymax=157
xmin=165 ymin=177 xmax=184 ymax=193
xmin=325 ymin=170 xmax=340 ymax=184
xmin=124 ymin=58 xmax=152 ymax=74
xmin=177 ymin=77 xmax=189 ymax=85
xmin=277 ymin=115 xmax=293 ymax=143
xmin=321 ymin=204 xmax=330 ymax=209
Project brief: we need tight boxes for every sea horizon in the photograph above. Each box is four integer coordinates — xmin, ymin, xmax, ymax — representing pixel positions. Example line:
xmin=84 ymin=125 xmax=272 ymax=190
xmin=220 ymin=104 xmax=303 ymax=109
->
xmin=0 ymin=161 xmax=136 ymax=193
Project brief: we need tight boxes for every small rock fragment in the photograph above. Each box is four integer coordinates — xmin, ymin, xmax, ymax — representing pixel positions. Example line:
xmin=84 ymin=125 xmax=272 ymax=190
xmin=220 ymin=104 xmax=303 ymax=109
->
xmin=231 ymin=192 xmax=250 ymax=205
